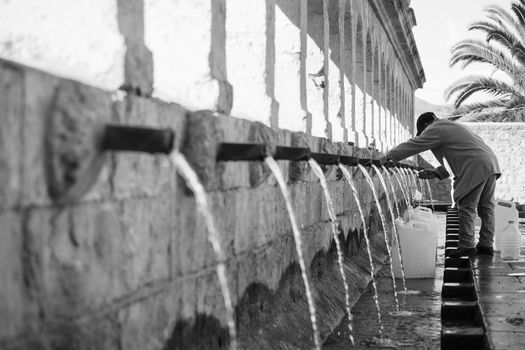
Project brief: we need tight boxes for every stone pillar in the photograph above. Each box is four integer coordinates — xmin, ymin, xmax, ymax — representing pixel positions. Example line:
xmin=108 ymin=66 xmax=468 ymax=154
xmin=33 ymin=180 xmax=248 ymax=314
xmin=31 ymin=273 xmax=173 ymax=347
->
xmin=226 ymin=0 xmax=278 ymax=125
xmin=145 ymin=0 xmax=232 ymax=113
xmin=343 ymin=3 xmax=355 ymax=144
xmin=322 ymin=0 xmax=332 ymax=140
xmin=337 ymin=0 xmax=348 ymax=142
xmin=306 ymin=0 xmax=329 ymax=139
xmin=354 ymin=16 xmax=367 ymax=148
xmin=369 ymin=46 xmax=377 ymax=150
xmin=117 ymin=0 xmax=154 ymax=96
xmin=275 ymin=0 xmax=304 ymax=132
xmin=348 ymin=11 xmax=361 ymax=145
xmin=300 ymin=0 xmax=312 ymax=134
xmin=325 ymin=0 xmax=344 ymax=142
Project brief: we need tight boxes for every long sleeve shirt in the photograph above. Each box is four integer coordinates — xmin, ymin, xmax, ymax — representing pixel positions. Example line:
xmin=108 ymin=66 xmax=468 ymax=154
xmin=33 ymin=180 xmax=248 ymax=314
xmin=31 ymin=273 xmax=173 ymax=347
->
xmin=386 ymin=119 xmax=501 ymax=202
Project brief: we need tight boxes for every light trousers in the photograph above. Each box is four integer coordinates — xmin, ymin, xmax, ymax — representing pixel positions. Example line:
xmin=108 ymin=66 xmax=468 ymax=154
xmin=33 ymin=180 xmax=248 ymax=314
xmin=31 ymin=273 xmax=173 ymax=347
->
xmin=457 ymin=175 xmax=497 ymax=249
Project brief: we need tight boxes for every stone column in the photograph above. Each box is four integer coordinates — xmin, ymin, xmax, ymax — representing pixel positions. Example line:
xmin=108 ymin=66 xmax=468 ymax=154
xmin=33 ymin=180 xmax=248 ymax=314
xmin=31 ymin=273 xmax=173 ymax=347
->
xmin=275 ymin=0 xmax=304 ymax=132
xmin=145 ymin=0 xmax=232 ymax=113
xmin=337 ymin=0 xmax=348 ymax=142
xmin=348 ymin=10 xmax=360 ymax=145
xmin=343 ymin=3 xmax=355 ymax=143
xmin=354 ymin=16 xmax=367 ymax=148
xmin=226 ymin=0 xmax=278 ymax=125
xmin=300 ymin=0 xmax=313 ymax=134
xmin=306 ymin=1 xmax=329 ymax=139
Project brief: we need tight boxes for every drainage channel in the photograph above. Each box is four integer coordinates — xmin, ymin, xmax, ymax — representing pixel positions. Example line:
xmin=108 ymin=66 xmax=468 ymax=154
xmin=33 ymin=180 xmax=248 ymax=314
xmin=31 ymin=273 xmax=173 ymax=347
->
xmin=441 ymin=207 xmax=490 ymax=350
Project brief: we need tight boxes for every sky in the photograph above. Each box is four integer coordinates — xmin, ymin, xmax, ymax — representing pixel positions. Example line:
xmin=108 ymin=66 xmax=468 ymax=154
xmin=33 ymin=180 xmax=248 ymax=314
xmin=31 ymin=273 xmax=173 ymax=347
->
xmin=411 ymin=0 xmax=514 ymax=105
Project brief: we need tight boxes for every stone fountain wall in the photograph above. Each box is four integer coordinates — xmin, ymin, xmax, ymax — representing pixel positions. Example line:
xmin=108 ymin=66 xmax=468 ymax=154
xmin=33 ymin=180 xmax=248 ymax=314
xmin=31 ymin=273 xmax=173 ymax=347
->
xmin=0 ymin=1 xmax=426 ymax=349
xmin=0 ymin=59 xmax=415 ymax=349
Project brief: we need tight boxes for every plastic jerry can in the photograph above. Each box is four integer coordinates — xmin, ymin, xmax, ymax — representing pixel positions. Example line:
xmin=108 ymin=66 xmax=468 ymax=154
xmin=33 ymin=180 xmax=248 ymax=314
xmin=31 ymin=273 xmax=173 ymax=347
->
xmin=392 ymin=219 xmax=437 ymax=278
xmin=500 ymin=220 xmax=521 ymax=261
xmin=494 ymin=199 xmax=519 ymax=251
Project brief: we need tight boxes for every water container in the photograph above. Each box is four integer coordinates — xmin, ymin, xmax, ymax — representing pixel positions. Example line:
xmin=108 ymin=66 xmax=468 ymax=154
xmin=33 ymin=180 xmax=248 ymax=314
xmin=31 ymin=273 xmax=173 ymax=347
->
xmin=494 ymin=199 xmax=519 ymax=251
xmin=500 ymin=220 xmax=521 ymax=261
xmin=412 ymin=206 xmax=440 ymax=234
xmin=392 ymin=219 xmax=438 ymax=278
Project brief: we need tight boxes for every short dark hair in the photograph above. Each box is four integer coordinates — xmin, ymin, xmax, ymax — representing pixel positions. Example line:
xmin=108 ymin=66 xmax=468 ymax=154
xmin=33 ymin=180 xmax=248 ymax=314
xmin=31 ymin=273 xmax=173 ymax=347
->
xmin=416 ymin=112 xmax=437 ymax=136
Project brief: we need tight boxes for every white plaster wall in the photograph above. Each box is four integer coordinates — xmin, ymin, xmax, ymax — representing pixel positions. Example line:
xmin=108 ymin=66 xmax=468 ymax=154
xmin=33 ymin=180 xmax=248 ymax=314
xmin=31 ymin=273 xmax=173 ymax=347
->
xmin=0 ymin=0 xmax=124 ymax=90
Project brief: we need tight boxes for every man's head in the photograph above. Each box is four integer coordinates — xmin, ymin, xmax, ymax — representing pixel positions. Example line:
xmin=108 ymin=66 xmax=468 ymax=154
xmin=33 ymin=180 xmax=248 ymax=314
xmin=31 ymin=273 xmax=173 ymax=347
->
xmin=416 ymin=112 xmax=437 ymax=136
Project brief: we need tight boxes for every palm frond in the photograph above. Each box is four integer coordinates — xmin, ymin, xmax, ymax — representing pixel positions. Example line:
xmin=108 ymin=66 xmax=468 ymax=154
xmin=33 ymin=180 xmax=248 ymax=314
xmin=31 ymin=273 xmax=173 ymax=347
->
xmin=445 ymin=76 xmax=525 ymax=108
xmin=469 ymin=21 xmax=515 ymax=51
xmin=484 ymin=4 xmax=525 ymax=41
xmin=455 ymin=98 xmax=509 ymax=114
xmin=512 ymin=3 xmax=525 ymax=25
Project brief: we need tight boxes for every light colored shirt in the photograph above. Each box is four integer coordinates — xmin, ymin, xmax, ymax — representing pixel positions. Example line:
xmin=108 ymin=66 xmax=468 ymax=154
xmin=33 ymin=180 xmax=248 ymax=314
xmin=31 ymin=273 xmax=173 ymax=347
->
xmin=386 ymin=119 xmax=501 ymax=201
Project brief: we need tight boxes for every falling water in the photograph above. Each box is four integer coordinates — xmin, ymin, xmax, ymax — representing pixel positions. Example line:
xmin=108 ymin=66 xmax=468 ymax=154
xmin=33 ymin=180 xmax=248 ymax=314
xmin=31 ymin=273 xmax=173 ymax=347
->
xmin=308 ymin=159 xmax=355 ymax=346
xmin=372 ymin=165 xmax=407 ymax=292
xmin=357 ymin=164 xmax=400 ymax=313
xmin=401 ymin=168 xmax=414 ymax=204
xmin=425 ymin=179 xmax=436 ymax=212
xmin=171 ymin=152 xmax=237 ymax=350
xmin=391 ymin=168 xmax=410 ymax=211
xmin=381 ymin=166 xmax=400 ymax=218
xmin=396 ymin=167 xmax=412 ymax=206
xmin=338 ymin=165 xmax=384 ymax=339
xmin=264 ymin=157 xmax=322 ymax=350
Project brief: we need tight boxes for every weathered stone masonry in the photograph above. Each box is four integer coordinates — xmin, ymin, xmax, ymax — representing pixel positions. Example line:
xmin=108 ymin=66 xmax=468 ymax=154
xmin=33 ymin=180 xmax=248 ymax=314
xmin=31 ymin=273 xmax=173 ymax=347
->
xmin=0 ymin=1 xmax=425 ymax=349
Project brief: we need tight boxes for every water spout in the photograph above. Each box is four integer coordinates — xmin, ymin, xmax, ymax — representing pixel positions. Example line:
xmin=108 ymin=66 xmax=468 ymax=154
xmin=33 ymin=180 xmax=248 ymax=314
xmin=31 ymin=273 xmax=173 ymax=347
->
xmin=264 ymin=157 xmax=322 ymax=350
xmin=309 ymin=159 xmax=355 ymax=346
xmin=170 ymin=151 xmax=237 ymax=350
xmin=338 ymin=165 xmax=384 ymax=339
xmin=357 ymin=164 xmax=400 ymax=313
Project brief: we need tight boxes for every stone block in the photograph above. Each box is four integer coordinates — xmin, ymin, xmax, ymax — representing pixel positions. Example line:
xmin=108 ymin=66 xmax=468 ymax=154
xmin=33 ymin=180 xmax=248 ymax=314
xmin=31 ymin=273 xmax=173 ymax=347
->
xmin=0 ymin=211 xmax=32 ymax=340
xmin=119 ymin=285 xmax=180 ymax=350
xmin=119 ymin=197 xmax=172 ymax=292
xmin=0 ymin=63 xmax=23 ymax=210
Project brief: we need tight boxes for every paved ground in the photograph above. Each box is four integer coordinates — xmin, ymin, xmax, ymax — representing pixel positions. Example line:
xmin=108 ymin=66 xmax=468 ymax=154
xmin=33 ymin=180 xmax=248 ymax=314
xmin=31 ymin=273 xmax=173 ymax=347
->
xmin=472 ymin=221 xmax=525 ymax=350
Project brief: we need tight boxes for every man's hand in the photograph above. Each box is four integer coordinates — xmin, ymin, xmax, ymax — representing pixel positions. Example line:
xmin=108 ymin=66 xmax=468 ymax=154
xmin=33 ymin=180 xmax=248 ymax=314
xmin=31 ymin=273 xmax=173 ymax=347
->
xmin=378 ymin=156 xmax=390 ymax=166
xmin=418 ymin=169 xmax=438 ymax=179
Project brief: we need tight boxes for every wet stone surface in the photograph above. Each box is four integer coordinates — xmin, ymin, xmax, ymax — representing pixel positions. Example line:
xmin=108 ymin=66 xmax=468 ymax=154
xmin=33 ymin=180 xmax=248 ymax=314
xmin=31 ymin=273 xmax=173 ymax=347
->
xmin=323 ymin=267 xmax=443 ymax=349
xmin=324 ymin=213 xmax=446 ymax=350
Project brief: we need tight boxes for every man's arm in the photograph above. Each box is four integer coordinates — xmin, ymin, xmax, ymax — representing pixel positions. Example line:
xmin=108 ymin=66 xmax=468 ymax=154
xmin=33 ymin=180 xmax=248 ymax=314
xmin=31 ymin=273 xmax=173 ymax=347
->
xmin=386 ymin=124 xmax=442 ymax=162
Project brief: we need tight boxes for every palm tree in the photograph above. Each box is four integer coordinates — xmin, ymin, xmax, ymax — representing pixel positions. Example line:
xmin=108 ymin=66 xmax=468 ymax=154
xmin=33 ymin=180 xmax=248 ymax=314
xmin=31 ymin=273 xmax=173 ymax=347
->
xmin=445 ymin=1 xmax=525 ymax=121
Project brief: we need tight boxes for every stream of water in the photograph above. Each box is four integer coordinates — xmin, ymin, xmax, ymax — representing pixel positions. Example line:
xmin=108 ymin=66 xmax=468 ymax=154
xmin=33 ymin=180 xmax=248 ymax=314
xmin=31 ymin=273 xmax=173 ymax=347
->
xmin=264 ymin=157 xmax=322 ymax=350
xmin=357 ymin=164 xmax=400 ymax=313
xmin=426 ymin=179 xmax=435 ymax=211
xmin=309 ymin=159 xmax=355 ymax=346
xmin=381 ymin=166 xmax=400 ymax=218
xmin=371 ymin=165 xmax=407 ymax=292
xmin=338 ymin=165 xmax=384 ymax=339
xmin=171 ymin=152 xmax=237 ymax=350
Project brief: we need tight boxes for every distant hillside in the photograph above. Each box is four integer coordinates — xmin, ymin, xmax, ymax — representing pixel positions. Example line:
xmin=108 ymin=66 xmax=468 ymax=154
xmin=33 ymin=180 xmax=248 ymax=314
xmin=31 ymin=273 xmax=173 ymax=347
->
xmin=414 ymin=97 xmax=453 ymax=119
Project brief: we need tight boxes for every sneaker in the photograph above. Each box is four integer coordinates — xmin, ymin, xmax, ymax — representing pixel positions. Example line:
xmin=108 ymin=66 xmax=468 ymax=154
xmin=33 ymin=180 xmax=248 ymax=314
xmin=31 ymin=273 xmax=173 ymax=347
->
xmin=476 ymin=244 xmax=494 ymax=256
xmin=447 ymin=247 xmax=477 ymax=258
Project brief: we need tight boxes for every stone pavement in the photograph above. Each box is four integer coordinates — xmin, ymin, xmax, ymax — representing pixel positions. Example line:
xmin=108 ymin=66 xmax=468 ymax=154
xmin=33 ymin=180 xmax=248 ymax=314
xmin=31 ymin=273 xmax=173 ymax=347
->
xmin=471 ymin=220 xmax=525 ymax=350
